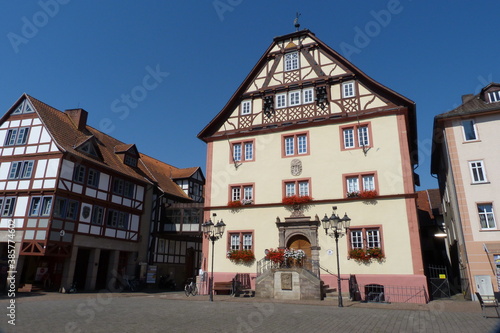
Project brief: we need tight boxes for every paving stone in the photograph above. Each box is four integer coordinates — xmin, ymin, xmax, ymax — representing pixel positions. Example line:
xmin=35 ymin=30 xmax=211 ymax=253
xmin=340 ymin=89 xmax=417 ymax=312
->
xmin=0 ymin=291 xmax=498 ymax=333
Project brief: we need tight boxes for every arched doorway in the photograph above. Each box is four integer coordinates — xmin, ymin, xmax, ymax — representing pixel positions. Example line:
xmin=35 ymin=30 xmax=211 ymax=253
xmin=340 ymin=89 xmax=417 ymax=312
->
xmin=287 ymin=235 xmax=312 ymax=259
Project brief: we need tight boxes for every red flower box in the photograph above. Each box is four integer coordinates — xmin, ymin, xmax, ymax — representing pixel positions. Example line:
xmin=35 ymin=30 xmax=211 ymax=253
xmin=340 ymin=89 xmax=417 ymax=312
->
xmin=282 ymin=195 xmax=313 ymax=206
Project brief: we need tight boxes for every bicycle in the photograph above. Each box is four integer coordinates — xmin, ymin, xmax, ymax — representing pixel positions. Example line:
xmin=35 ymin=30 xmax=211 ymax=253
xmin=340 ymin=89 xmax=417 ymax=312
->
xmin=184 ymin=278 xmax=197 ymax=296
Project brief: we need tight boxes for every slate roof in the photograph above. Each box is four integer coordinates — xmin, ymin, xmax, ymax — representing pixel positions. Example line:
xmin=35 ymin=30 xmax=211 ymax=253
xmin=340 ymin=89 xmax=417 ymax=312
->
xmin=3 ymin=94 xmax=196 ymax=201
xmin=435 ymin=83 xmax=500 ymax=119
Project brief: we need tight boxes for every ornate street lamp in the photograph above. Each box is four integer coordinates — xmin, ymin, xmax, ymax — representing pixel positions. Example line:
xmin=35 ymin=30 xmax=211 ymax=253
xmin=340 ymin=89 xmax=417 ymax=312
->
xmin=202 ymin=213 xmax=226 ymax=302
xmin=322 ymin=206 xmax=351 ymax=307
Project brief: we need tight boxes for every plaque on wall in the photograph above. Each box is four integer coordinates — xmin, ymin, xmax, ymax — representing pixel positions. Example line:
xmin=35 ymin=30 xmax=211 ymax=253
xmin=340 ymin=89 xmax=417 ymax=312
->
xmin=281 ymin=272 xmax=293 ymax=290
xmin=291 ymin=159 xmax=302 ymax=176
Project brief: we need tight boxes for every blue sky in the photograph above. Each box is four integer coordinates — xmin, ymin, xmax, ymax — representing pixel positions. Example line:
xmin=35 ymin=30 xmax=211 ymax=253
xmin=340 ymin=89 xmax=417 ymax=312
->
xmin=1 ymin=0 xmax=499 ymax=190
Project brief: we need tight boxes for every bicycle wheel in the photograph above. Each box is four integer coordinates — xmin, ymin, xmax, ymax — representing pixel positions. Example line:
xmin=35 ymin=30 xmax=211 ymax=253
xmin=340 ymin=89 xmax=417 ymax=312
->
xmin=191 ymin=284 xmax=198 ymax=296
xmin=184 ymin=284 xmax=190 ymax=296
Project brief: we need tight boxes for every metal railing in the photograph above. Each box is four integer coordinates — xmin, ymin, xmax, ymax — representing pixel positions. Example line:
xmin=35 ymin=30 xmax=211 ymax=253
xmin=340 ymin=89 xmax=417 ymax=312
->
xmin=350 ymin=283 xmax=429 ymax=304
xmin=257 ymin=257 xmax=315 ymax=277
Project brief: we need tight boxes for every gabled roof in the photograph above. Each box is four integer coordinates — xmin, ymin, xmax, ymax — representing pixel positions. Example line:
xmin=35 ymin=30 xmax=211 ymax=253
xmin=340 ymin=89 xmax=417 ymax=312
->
xmin=197 ymin=29 xmax=417 ymax=157
xmin=1 ymin=94 xmax=197 ymax=201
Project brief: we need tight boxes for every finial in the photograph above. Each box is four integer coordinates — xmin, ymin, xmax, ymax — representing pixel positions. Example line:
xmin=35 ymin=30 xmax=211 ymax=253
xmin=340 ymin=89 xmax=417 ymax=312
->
xmin=294 ymin=12 xmax=301 ymax=32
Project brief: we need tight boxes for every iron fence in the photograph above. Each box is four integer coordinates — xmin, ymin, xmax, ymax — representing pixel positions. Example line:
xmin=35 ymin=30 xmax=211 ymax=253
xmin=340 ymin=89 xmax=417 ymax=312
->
xmin=350 ymin=282 xmax=429 ymax=304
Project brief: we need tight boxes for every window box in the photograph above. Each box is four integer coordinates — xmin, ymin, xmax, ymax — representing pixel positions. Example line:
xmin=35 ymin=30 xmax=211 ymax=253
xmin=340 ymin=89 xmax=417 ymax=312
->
xmin=349 ymin=248 xmax=371 ymax=264
xmin=358 ymin=190 xmax=378 ymax=199
xmin=226 ymin=249 xmax=255 ymax=264
xmin=366 ymin=247 xmax=385 ymax=263
xmin=282 ymin=195 xmax=313 ymax=206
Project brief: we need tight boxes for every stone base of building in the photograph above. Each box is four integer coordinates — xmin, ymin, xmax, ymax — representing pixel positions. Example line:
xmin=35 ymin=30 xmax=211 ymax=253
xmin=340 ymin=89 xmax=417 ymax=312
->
xmin=256 ymin=268 xmax=321 ymax=300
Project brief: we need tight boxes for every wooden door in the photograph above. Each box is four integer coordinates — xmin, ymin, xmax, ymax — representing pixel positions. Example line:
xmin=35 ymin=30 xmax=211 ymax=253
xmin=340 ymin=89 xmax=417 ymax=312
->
xmin=287 ymin=235 xmax=312 ymax=259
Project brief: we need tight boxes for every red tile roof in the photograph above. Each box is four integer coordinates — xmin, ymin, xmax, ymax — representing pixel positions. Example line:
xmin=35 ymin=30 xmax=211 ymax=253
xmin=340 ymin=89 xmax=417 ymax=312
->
xmin=13 ymin=94 xmax=195 ymax=201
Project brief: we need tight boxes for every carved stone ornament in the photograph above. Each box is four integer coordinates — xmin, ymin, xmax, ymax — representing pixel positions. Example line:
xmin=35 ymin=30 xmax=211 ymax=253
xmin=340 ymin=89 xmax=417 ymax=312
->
xmin=281 ymin=272 xmax=293 ymax=290
xmin=291 ymin=159 xmax=302 ymax=176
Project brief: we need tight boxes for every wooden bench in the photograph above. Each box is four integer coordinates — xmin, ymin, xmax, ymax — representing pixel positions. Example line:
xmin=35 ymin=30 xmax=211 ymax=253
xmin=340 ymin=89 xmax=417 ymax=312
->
xmin=213 ymin=281 xmax=234 ymax=295
xmin=476 ymin=292 xmax=500 ymax=318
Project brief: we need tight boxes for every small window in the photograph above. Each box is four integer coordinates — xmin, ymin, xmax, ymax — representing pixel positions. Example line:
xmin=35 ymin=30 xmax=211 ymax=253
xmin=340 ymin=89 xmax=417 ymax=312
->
xmin=489 ymin=91 xmax=500 ymax=103
xmin=66 ymin=200 xmax=79 ymax=220
xmin=230 ymin=184 xmax=253 ymax=203
xmin=231 ymin=141 xmax=254 ymax=163
xmin=342 ymin=82 xmax=355 ymax=98
xmin=29 ymin=196 xmax=52 ymax=216
xmin=241 ymin=100 xmax=252 ymax=115
xmin=124 ymin=155 xmax=137 ymax=167
xmin=16 ymin=127 xmax=30 ymax=145
xmin=73 ymin=165 xmax=86 ymax=184
xmin=478 ymin=204 xmax=496 ymax=229
xmin=289 ymin=91 xmax=301 ymax=106
xmin=2 ymin=197 xmax=16 ymax=217
xmin=4 ymin=129 xmax=18 ymax=146
xmin=303 ymin=89 xmax=314 ymax=104
xmin=91 ymin=206 xmax=104 ymax=225
xmin=349 ymin=227 xmax=382 ymax=250
xmin=283 ymin=133 xmax=308 ymax=157
xmin=284 ymin=52 xmax=299 ymax=71
xmin=228 ymin=232 xmax=253 ymax=251
xmin=53 ymin=198 xmax=67 ymax=218
xmin=87 ymin=169 xmax=100 ymax=188
xmin=462 ymin=120 xmax=477 ymax=141
xmin=345 ymin=173 xmax=377 ymax=197
xmin=276 ymin=94 xmax=287 ymax=108
xmin=108 ymin=210 xmax=129 ymax=229
xmin=8 ymin=161 xmax=34 ymax=179
xmin=469 ymin=161 xmax=487 ymax=183
xmin=350 ymin=230 xmax=363 ymax=249
xmin=284 ymin=179 xmax=310 ymax=197
xmin=341 ymin=124 xmax=371 ymax=150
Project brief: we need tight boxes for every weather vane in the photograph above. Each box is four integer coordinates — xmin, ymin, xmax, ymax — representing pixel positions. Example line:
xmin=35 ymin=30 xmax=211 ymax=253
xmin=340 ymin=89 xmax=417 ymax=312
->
xmin=294 ymin=12 xmax=301 ymax=31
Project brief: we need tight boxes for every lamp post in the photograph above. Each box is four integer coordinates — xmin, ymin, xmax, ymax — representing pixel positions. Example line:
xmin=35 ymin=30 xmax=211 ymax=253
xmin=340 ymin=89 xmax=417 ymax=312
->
xmin=202 ymin=213 xmax=226 ymax=302
xmin=321 ymin=206 xmax=351 ymax=307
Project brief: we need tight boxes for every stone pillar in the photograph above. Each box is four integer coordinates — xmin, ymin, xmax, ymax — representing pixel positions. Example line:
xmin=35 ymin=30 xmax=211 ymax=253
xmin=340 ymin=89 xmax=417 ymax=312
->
xmin=107 ymin=250 xmax=120 ymax=291
xmin=85 ymin=248 xmax=101 ymax=291
xmin=61 ymin=246 xmax=78 ymax=290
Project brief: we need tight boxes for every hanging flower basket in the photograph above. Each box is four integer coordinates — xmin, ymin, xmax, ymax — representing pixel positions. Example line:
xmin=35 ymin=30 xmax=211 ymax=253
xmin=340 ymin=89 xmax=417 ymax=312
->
xmin=359 ymin=190 xmax=378 ymax=199
xmin=282 ymin=195 xmax=313 ymax=206
xmin=226 ymin=250 xmax=255 ymax=264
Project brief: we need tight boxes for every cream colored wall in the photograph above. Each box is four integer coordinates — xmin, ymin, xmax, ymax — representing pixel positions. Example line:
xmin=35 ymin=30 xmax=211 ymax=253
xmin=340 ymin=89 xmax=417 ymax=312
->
xmin=207 ymin=114 xmax=413 ymax=274
xmin=451 ymin=114 xmax=500 ymax=242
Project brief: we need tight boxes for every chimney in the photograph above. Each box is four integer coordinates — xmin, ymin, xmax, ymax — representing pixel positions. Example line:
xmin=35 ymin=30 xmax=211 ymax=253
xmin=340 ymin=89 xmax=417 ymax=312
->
xmin=461 ymin=94 xmax=474 ymax=104
xmin=65 ymin=108 xmax=88 ymax=130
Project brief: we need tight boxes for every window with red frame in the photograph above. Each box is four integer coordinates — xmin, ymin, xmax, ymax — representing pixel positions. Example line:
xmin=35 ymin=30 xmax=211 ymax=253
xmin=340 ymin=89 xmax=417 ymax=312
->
xmin=231 ymin=140 xmax=254 ymax=162
xmin=284 ymin=179 xmax=310 ymax=197
xmin=345 ymin=173 xmax=376 ymax=197
xmin=349 ymin=227 xmax=382 ymax=250
xmin=283 ymin=133 xmax=308 ymax=157
xmin=342 ymin=124 xmax=371 ymax=149
xmin=229 ymin=232 xmax=253 ymax=251
xmin=230 ymin=185 xmax=253 ymax=202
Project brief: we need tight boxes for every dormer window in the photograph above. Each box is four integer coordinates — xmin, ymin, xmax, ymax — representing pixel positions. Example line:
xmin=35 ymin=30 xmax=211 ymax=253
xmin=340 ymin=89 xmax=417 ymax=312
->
xmin=124 ymin=154 xmax=138 ymax=167
xmin=488 ymin=91 xmax=500 ymax=103
xmin=284 ymin=51 xmax=299 ymax=71
xmin=79 ymin=141 xmax=98 ymax=157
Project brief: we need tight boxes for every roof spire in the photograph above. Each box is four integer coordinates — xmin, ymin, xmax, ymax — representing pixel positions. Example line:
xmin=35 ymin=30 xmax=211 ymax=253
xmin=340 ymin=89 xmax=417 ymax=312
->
xmin=294 ymin=12 xmax=301 ymax=32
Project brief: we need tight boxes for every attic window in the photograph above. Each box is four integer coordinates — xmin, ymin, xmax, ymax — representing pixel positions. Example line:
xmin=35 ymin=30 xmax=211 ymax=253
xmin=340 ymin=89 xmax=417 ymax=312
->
xmin=488 ymin=91 xmax=500 ymax=103
xmin=12 ymin=100 xmax=34 ymax=115
xmin=124 ymin=154 xmax=138 ymax=167
xmin=79 ymin=142 xmax=98 ymax=157
xmin=284 ymin=51 xmax=299 ymax=71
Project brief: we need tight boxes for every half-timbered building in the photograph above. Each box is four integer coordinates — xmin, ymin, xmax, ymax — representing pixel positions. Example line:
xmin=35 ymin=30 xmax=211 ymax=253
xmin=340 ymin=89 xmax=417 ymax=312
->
xmin=198 ymin=29 xmax=427 ymax=302
xmin=0 ymin=94 xmax=204 ymax=291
